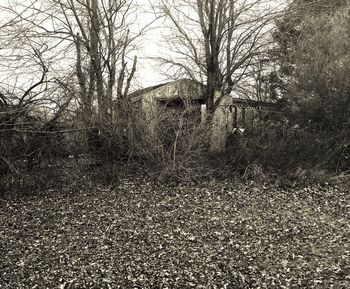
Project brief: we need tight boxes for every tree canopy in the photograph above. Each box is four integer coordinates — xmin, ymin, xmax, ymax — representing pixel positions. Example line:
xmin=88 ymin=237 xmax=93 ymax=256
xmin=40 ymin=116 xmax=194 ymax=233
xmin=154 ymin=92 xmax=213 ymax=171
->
xmin=273 ymin=0 xmax=350 ymax=128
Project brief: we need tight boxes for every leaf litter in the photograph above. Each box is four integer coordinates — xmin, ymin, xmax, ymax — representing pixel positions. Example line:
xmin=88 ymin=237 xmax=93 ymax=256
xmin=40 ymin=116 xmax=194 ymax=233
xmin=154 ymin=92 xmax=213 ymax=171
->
xmin=0 ymin=177 xmax=349 ymax=288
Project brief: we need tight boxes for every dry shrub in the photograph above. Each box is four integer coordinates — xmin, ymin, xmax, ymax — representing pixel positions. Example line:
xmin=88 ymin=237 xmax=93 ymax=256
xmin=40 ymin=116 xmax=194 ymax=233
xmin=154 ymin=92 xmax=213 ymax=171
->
xmin=0 ymin=166 xmax=62 ymax=198
xmin=92 ymin=101 xmax=212 ymax=182
xmin=152 ymin=107 xmax=211 ymax=181
xmin=225 ymin=119 xmax=349 ymax=180
xmin=242 ymin=163 xmax=266 ymax=181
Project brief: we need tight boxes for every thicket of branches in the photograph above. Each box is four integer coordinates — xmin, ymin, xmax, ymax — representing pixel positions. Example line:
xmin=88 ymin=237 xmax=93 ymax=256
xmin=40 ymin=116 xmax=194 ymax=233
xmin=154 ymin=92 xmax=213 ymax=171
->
xmin=0 ymin=0 xmax=349 ymax=189
xmin=269 ymin=0 xmax=350 ymax=171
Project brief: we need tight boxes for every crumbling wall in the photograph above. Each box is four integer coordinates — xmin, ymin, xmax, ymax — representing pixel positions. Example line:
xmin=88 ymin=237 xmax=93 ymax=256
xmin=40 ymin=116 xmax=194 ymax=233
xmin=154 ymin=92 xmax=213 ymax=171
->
xmin=141 ymin=79 xmax=204 ymax=134
xmin=138 ymin=79 xmax=235 ymax=152
xmin=210 ymin=93 xmax=234 ymax=152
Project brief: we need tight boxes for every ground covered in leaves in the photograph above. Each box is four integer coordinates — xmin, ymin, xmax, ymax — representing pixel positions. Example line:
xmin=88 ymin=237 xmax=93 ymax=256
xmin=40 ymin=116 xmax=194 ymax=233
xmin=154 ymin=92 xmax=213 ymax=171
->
xmin=1 ymin=174 xmax=349 ymax=288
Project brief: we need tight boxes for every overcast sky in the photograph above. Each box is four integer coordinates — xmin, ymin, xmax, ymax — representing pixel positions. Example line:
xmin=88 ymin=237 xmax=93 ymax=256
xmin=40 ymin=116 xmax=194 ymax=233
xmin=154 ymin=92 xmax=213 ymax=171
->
xmin=132 ymin=0 xmax=173 ymax=87
xmin=133 ymin=0 xmax=287 ymax=88
xmin=0 ymin=0 xmax=287 ymax=95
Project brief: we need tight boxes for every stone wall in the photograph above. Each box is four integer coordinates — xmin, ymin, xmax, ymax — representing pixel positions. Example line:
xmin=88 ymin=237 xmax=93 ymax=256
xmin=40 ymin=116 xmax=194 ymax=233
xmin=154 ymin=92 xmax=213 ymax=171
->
xmin=137 ymin=79 xmax=235 ymax=152
xmin=210 ymin=93 xmax=234 ymax=152
xmin=140 ymin=79 xmax=204 ymax=135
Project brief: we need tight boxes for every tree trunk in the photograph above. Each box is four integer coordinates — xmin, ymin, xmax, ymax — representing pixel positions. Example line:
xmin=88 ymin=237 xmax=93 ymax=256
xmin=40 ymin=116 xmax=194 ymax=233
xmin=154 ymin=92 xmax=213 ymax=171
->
xmin=75 ymin=33 xmax=92 ymax=126
xmin=90 ymin=0 xmax=108 ymax=122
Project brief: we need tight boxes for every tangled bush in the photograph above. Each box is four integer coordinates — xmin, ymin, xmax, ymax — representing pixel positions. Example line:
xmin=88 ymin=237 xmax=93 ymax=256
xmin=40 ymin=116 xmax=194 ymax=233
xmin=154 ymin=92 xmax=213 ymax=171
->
xmin=227 ymin=118 xmax=349 ymax=174
xmin=91 ymin=101 xmax=212 ymax=181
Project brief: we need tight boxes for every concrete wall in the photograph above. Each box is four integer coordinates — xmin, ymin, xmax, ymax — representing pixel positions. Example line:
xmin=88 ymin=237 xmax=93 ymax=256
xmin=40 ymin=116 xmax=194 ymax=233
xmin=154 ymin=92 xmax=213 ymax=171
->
xmin=210 ymin=93 xmax=234 ymax=152
xmin=137 ymin=79 xmax=235 ymax=152
xmin=140 ymin=79 xmax=204 ymax=135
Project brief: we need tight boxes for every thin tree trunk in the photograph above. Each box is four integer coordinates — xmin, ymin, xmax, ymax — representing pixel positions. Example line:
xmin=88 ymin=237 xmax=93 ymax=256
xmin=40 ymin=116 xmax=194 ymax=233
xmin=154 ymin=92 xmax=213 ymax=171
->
xmin=75 ymin=33 xmax=92 ymax=126
xmin=90 ymin=0 xmax=107 ymax=122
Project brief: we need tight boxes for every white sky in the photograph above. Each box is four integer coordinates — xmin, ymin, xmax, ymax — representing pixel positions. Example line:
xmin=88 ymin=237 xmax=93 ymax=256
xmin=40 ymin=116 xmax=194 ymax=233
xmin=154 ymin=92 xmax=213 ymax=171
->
xmin=133 ymin=0 xmax=288 ymax=88
xmin=131 ymin=0 xmax=168 ymax=87
xmin=0 ymin=0 xmax=288 ymax=96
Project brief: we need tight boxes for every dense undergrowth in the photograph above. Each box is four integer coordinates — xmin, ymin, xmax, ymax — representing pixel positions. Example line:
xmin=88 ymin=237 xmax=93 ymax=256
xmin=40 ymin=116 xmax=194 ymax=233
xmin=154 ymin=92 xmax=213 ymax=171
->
xmin=0 ymin=123 xmax=349 ymax=199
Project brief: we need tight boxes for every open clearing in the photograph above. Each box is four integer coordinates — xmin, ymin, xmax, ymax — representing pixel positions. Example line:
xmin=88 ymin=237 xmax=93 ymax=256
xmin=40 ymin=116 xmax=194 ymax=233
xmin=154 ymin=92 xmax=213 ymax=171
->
xmin=1 ymin=177 xmax=349 ymax=288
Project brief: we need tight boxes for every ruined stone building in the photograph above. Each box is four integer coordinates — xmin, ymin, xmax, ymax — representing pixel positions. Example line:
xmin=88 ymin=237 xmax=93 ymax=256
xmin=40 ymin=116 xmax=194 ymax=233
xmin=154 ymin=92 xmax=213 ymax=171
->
xmin=129 ymin=79 xmax=279 ymax=151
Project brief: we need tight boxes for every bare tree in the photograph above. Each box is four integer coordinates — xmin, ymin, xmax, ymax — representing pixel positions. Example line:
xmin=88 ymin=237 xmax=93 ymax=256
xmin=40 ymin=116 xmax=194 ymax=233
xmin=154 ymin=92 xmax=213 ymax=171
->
xmin=157 ymin=0 xmax=283 ymax=114
xmin=9 ymin=0 xmax=143 ymax=126
xmin=0 ymin=1 xmax=76 ymax=116
xmin=0 ymin=0 xmax=159 ymax=169
xmin=0 ymin=1 xmax=76 ymax=170
xmin=54 ymin=0 xmax=140 ymax=124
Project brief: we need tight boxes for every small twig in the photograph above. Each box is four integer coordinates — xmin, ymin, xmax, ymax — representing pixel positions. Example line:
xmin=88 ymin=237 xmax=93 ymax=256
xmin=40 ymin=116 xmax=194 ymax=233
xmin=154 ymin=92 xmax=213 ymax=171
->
xmin=336 ymin=143 xmax=348 ymax=173
xmin=0 ymin=127 xmax=98 ymax=134
xmin=0 ymin=156 xmax=20 ymax=175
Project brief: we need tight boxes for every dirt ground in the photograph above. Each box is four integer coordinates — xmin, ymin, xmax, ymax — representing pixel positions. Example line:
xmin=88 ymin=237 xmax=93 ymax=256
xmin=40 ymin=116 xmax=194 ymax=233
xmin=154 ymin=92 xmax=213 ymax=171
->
xmin=0 ymin=176 xmax=349 ymax=288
